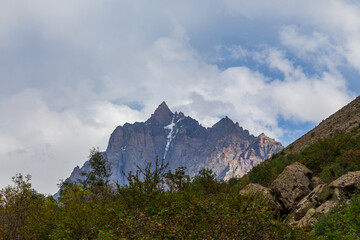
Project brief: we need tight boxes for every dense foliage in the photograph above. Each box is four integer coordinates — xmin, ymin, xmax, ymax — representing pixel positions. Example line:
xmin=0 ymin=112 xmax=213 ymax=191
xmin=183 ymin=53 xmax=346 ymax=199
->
xmin=314 ymin=193 xmax=360 ymax=239
xmin=80 ymin=147 xmax=112 ymax=189
xmin=0 ymin=154 xmax=310 ymax=239
xmin=2 ymin=133 xmax=360 ymax=239
xmin=248 ymin=133 xmax=360 ymax=187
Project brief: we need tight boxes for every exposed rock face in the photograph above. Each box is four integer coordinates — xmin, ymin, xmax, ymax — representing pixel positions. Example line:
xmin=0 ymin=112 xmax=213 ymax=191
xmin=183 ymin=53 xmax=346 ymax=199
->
xmin=247 ymin=163 xmax=360 ymax=227
xmin=291 ymin=184 xmax=333 ymax=221
xmin=297 ymin=200 xmax=337 ymax=227
xmin=270 ymin=162 xmax=313 ymax=211
xmin=294 ymin=172 xmax=360 ymax=227
xmin=240 ymin=183 xmax=283 ymax=213
xmin=67 ymin=102 xmax=284 ymax=186
xmin=240 ymin=183 xmax=273 ymax=197
xmin=330 ymin=171 xmax=360 ymax=193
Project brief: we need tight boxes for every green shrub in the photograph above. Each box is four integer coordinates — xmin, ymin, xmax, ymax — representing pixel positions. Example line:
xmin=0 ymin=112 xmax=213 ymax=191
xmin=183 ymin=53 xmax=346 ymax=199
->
xmin=246 ymin=133 xmax=360 ymax=187
xmin=247 ymin=154 xmax=298 ymax=187
xmin=314 ymin=193 xmax=360 ymax=239
xmin=0 ymin=163 xmax=313 ymax=239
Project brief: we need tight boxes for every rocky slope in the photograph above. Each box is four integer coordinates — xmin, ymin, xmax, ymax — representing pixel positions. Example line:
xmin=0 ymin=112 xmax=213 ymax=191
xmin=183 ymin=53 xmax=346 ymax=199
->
xmin=286 ymin=96 xmax=360 ymax=154
xmin=241 ymin=96 xmax=360 ymax=228
xmin=67 ymin=102 xmax=283 ymax=185
xmin=241 ymin=162 xmax=360 ymax=227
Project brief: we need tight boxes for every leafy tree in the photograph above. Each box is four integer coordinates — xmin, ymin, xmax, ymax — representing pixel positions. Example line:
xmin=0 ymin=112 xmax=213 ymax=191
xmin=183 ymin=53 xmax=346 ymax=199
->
xmin=124 ymin=156 xmax=168 ymax=194
xmin=0 ymin=174 xmax=44 ymax=239
xmin=57 ymin=178 xmax=76 ymax=197
xmin=0 ymin=154 xmax=319 ymax=239
xmin=192 ymin=168 xmax=221 ymax=196
xmin=81 ymin=147 xmax=112 ymax=189
xmin=51 ymin=185 xmax=116 ymax=239
xmin=118 ymin=157 xmax=169 ymax=213
xmin=164 ymin=166 xmax=190 ymax=192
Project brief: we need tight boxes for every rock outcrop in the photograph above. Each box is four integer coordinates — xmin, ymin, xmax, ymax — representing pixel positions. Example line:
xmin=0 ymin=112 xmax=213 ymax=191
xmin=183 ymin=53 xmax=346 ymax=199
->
xmin=297 ymin=200 xmax=337 ymax=227
xmin=240 ymin=183 xmax=283 ymax=213
xmin=66 ymin=102 xmax=284 ymax=186
xmin=264 ymin=162 xmax=360 ymax=227
xmin=270 ymin=162 xmax=313 ymax=211
xmin=329 ymin=171 xmax=360 ymax=193
xmin=240 ymin=183 xmax=273 ymax=197
xmin=291 ymin=184 xmax=333 ymax=222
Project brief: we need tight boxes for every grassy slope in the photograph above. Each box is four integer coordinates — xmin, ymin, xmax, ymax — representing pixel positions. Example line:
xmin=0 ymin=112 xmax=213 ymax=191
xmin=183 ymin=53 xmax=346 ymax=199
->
xmin=247 ymin=132 xmax=360 ymax=187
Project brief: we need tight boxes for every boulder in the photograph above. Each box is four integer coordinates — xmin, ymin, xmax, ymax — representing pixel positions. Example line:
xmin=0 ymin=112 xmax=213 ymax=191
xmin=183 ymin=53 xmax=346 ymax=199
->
xmin=270 ymin=162 xmax=313 ymax=211
xmin=330 ymin=171 xmax=360 ymax=193
xmin=297 ymin=200 xmax=336 ymax=227
xmin=311 ymin=176 xmax=324 ymax=188
xmin=291 ymin=184 xmax=333 ymax=221
xmin=240 ymin=183 xmax=272 ymax=196
xmin=240 ymin=183 xmax=283 ymax=213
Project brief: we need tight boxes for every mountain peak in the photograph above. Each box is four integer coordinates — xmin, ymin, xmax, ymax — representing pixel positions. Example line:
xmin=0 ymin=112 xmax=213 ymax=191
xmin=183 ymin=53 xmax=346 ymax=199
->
xmin=147 ymin=101 xmax=174 ymax=125
xmin=65 ymin=103 xmax=284 ymax=192
xmin=157 ymin=101 xmax=170 ymax=111
xmin=256 ymin=132 xmax=278 ymax=145
xmin=213 ymin=116 xmax=235 ymax=128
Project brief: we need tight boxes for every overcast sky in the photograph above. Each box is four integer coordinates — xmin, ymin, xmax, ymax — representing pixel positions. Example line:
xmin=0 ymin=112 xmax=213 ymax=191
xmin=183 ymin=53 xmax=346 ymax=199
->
xmin=1 ymin=0 xmax=359 ymax=194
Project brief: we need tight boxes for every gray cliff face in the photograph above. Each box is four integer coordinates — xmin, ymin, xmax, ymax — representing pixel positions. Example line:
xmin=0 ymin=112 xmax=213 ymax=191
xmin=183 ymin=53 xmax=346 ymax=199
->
xmin=68 ymin=102 xmax=284 ymax=185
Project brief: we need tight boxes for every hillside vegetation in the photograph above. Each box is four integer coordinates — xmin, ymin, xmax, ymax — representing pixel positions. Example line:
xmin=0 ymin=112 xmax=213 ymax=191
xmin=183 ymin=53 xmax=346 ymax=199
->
xmin=1 ymin=132 xmax=360 ymax=238
xmin=245 ymin=131 xmax=360 ymax=239
xmin=248 ymin=132 xmax=360 ymax=187
xmin=0 ymin=154 xmax=311 ymax=239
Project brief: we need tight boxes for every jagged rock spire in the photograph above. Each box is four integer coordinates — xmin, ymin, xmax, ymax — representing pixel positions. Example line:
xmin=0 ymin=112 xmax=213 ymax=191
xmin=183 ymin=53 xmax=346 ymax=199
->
xmin=65 ymin=101 xmax=284 ymax=193
xmin=146 ymin=101 xmax=174 ymax=125
xmin=212 ymin=116 xmax=234 ymax=128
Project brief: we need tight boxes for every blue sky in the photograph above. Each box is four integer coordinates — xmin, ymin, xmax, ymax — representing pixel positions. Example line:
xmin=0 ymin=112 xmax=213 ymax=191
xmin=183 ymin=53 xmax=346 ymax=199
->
xmin=0 ymin=0 xmax=359 ymax=194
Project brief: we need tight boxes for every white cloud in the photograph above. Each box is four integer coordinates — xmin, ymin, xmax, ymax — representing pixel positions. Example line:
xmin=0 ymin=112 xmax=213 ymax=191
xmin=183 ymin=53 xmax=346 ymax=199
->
xmin=280 ymin=26 xmax=330 ymax=55
xmin=0 ymin=89 xmax=143 ymax=194
xmin=269 ymin=73 xmax=350 ymax=122
xmin=346 ymin=37 xmax=360 ymax=71
xmin=216 ymin=63 xmax=351 ymax=137
xmin=224 ymin=0 xmax=360 ymax=32
xmin=225 ymin=45 xmax=250 ymax=59
xmin=224 ymin=0 xmax=360 ymax=73
xmin=279 ymin=25 xmax=346 ymax=73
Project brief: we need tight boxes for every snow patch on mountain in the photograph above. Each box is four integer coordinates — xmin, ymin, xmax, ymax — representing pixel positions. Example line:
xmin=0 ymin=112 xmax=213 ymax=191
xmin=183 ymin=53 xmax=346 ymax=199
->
xmin=163 ymin=115 xmax=183 ymax=159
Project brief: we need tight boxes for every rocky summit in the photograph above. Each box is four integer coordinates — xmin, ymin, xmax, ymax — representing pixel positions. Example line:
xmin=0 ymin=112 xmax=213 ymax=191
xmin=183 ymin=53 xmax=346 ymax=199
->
xmin=67 ymin=102 xmax=284 ymax=185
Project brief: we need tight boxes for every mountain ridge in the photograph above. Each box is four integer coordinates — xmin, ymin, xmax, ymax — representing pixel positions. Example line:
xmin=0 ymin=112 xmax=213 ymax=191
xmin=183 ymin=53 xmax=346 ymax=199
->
xmin=285 ymin=96 xmax=360 ymax=155
xmin=66 ymin=102 xmax=284 ymax=185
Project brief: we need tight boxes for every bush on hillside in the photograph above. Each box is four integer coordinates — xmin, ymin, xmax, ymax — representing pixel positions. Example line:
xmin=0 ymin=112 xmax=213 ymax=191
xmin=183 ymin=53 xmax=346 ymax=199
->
xmin=0 ymin=160 xmax=312 ymax=239
xmin=314 ymin=193 xmax=360 ymax=239
xmin=247 ymin=133 xmax=360 ymax=187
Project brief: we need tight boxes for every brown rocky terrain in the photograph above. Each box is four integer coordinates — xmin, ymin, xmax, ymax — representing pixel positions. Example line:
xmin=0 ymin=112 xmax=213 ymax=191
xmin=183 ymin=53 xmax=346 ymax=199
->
xmin=285 ymin=96 xmax=360 ymax=155
xmin=241 ymin=162 xmax=360 ymax=227
xmin=67 ymin=102 xmax=284 ymax=185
